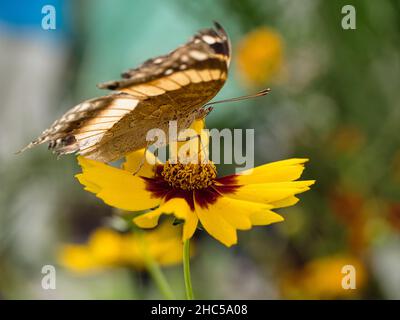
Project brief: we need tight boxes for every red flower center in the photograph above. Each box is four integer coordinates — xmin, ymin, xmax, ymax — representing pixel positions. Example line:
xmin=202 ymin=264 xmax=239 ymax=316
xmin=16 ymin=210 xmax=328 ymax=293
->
xmin=141 ymin=162 xmax=240 ymax=210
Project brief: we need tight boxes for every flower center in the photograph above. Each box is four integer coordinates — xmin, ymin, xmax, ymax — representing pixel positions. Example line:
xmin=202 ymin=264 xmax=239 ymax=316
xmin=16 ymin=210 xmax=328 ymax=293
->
xmin=161 ymin=161 xmax=217 ymax=190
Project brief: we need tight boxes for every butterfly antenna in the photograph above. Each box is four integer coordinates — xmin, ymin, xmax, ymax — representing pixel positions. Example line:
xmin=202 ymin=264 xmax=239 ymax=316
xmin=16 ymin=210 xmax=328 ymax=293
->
xmin=203 ymin=88 xmax=271 ymax=107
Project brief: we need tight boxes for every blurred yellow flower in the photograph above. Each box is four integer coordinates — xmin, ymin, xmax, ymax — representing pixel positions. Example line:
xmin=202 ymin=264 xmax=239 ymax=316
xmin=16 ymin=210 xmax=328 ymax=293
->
xmin=280 ymin=255 xmax=367 ymax=299
xmin=75 ymin=119 xmax=314 ymax=247
xmin=59 ymin=222 xmax=183 ymax=273
xmin=236 ymin=27 xmax=284 ymax=85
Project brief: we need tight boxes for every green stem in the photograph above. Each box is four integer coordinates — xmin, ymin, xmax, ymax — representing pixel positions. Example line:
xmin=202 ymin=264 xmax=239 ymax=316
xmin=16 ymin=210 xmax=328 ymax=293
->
xmin=139 ymin=233 xmax=175 ymax=300
xmin=183 ymin=239 xmax=194 ymax=300
xmin=145 ymin=254 xmax=175 ymax=300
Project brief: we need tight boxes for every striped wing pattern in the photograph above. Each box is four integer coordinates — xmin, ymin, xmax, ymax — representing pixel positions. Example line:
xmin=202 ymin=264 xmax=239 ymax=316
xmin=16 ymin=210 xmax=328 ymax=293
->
xmin=20 ymin=22 xmax=231 ymax=162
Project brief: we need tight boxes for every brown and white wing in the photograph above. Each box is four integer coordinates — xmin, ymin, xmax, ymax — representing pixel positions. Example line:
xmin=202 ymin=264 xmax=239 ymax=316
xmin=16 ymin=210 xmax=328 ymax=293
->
xmin=97 ymin=22 xmax=231 ymax=98
xmin=76 ymin=22 xmax=232 ymax=162
xmin=18 ymin=92 xmax=142 ymax=156
xmin=18 ymin=23 xmax=231 ymax=162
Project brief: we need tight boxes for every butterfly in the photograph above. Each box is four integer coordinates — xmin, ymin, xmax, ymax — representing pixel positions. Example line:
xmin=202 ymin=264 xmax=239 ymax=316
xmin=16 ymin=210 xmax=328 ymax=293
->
xmin=19 ymin=22 xmax=232 ymax=163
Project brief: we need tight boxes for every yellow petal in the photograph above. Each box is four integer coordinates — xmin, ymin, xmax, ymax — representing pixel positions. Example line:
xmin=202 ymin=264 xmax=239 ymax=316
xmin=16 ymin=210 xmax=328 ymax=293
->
xmin=194 ymin=195 xmax=284 ymax=247
xmin=248 ymin=209 xmax=284 ymax=226
xmin=89 ymin=228 xmax=122 ymax=265
xmin=235 ymin=158 xmax=309 ymax=184
xmin=122 ymin=148 xmax=160 ymax=177
xmin=195 ymin=199 xmax=238 ymax=247
xmin=133 ymin=198 xmax=191 ymax=229
xmin=76 ymin=156 xmax=161 ymax=211
xmin=190 ymin=118 xmax=206 ymax=133
xmin=135 ymin=222 xmax=184 ymax=266
xmin=210 ymin=197 xmax=253 ymax=230
xmin=58 ymin=245 xmax=97 ymax=273
xmin=152 ymin=240 xmax=183 ymax=265
xmin=77 ymin=176 xmax=101 ymax=193
xmin=183 ymin=210 xmax=199 ymax=241
xmin=215 ymin=196 xmax=284 ymax=226
xmin=269 ymin=196 xmax=299 ymax=208
xmin=225 ymin=181 xmax=315 ymax=204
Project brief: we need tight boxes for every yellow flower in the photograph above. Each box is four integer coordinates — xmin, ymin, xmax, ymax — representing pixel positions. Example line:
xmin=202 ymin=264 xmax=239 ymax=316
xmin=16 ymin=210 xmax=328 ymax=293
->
xmin=280 ymin=255 xmax=367 ymax=299
xmin=75 ymin=119 xmax=314 ymax=247
xmin=59 ymin=222 xmax=183 ymax=273
xmin=236 ymin=27 xmax=284 ymax=85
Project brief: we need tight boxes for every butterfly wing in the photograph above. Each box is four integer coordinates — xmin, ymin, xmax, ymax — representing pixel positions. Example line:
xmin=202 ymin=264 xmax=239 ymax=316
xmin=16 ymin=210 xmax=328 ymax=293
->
xmin=97 ymin=21 xmax=230 ymax=93
xmin=19 ymin=23 xmax=230 ymax=162
xmin=18 ymin=93 xmax=142 ymax=157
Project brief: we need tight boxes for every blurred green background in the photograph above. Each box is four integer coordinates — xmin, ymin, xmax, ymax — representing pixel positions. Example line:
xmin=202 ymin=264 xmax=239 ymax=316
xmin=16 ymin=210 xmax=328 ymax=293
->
xmin=1 ymin=0 xmax=400 ymax=299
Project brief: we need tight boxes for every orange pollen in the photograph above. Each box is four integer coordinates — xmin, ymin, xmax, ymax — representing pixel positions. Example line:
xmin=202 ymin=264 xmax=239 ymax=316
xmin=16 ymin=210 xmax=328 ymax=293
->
xmin=161 ymin=161 xmax=217 ymax=191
